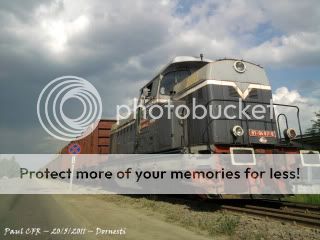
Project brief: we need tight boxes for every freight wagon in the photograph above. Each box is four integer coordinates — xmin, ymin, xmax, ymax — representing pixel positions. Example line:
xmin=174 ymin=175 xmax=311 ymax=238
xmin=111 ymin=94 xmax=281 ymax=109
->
xmin=59 ymin=119 xmax=116 ymax=154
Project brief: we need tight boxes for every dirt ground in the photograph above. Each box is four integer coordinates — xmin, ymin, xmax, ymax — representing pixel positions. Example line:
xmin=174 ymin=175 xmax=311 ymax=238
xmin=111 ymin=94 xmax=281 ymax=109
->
xmin=0 ymin=195 xmax=213 ymax=240
xmin=0 ymin=195 xmax=319 ymax=240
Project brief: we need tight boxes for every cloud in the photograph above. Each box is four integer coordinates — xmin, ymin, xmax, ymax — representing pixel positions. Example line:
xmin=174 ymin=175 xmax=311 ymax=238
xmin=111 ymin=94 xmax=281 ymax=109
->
xmin=273 ymin=87 xmax=320 ymax=134
xmin=244 ymin=31 xmax=320 ymax=66
xmin=260 ymin=0 xmax=320 ymax=34
xmin=0 ymin=0 xmax=319 ymax=152
xmin=242 ymin=0 xmax=320 ymax=66
xmin=0 ymin=127 xmax=65 ymax=153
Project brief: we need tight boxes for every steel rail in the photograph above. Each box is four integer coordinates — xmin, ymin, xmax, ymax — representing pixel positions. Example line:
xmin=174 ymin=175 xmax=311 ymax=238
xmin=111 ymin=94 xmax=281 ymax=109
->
xmin=221 ymin=201 xmax=320 ymax=227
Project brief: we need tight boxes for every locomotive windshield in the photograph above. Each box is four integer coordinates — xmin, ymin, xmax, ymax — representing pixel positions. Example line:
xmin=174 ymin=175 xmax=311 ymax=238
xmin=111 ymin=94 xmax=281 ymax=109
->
xmin=160 ymin=70 xmax=190 ymax=95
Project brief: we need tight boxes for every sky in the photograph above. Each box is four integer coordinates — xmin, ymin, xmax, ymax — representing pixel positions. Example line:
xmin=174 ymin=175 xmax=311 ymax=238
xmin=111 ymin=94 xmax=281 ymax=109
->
xmin=0 ymin=0 xmax=319 ymax=153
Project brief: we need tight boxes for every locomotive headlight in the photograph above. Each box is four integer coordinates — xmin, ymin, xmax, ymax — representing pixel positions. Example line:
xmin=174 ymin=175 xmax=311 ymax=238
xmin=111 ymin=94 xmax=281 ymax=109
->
xmin=232 ymin=125 xmax=244 ymax=137
xmin=234 ymin=61 xmax=246 ymax=73
xmin=283 ymin=128 xmax=297 ymax=140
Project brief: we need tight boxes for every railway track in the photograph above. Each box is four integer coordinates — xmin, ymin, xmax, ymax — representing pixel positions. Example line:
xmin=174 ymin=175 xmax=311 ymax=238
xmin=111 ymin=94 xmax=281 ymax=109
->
xmin=144 ymin=196 xmax=320 ymax=228
xmin=220 ymin=199 xmax=320 ymax=227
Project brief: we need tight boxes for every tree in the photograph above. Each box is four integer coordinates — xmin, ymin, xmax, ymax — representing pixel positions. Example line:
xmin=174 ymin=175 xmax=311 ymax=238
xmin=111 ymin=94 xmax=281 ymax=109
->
xmin=306 ymin=111 xmax=320 ymax=135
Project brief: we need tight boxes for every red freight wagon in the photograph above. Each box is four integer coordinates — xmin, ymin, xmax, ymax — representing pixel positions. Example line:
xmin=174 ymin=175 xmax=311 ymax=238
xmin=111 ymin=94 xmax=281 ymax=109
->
xmin=59 ymin=119 xmax=116 ymax=154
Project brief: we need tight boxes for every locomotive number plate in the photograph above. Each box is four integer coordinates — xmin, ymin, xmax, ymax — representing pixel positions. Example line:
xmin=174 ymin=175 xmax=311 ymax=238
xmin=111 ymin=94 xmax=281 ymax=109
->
xmin=249 ymin=129 xmax=276 ymax=138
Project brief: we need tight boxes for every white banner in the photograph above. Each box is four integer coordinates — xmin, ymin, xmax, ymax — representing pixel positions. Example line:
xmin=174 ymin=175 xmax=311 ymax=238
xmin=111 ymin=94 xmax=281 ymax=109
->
xmin=0 ymin=154 xmax=319 ymax=194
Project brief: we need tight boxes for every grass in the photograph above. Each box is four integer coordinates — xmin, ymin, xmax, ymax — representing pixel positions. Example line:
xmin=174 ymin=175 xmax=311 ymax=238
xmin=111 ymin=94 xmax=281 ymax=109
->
xmin=283 ymin=195 xmax=320 ymax=205
xmin=97 ymin=195 xmax=240 ymax=238
xmin=238 ymin=231 xmax=269 ymax=240
xmin=215 ymin=215 xmax=239 ymax=236
xmin=94 ymin=195 xmax=319 ymax=240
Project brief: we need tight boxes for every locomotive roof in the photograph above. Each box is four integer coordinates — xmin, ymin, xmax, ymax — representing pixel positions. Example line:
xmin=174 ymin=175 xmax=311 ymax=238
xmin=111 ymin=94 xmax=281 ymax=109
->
xmin=157 ymin=56 xmax=212 ymax=75
xmin=142 ymin=56 xmax=264 ymax=89
xmin=141 ymin=56 xmax=213 ymax=89
xmin=155 ymin=56 xmax=264 ymax=78
xmin=215 ymin=58 xmax=264 ymax=68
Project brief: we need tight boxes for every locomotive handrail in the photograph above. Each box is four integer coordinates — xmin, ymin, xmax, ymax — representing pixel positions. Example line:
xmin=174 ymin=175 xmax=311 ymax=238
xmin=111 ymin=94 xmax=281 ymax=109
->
xmin=277 ymin=114 xmax=289 ymax=141
xmin=202 ymin=98 xmax=303 ymax=142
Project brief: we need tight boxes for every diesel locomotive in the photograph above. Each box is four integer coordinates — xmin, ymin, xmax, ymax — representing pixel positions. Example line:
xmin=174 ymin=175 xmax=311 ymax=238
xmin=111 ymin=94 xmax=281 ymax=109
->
xmin=110 ymin=56 xmax=308 ymax=155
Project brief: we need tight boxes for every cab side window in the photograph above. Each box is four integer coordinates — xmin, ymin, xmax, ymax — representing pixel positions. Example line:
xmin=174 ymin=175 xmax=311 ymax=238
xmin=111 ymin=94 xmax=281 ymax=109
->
xmin=176 ymin=70 xmax=190 ymax=83
xmin=160 ymin=72 xmax=175 ymax=95
xmin=143 ymin=82 xmax=153 ymax=98
xmin=160 ymin=70 xmax=190 ymax=95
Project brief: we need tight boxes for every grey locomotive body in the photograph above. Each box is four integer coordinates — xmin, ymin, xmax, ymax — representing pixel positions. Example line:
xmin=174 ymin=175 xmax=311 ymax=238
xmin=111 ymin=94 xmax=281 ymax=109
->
xmin=110 ymin=56 xmax=302 ymax=154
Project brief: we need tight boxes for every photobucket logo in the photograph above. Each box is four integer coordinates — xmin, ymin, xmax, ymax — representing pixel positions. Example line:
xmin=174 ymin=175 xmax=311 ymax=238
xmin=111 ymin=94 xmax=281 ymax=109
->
xmin=117 ymin=98 xmax=274 ymax=123
xmin=37 ymin=76 xmax=102 ymax=141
